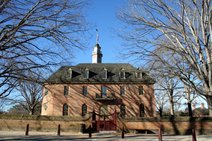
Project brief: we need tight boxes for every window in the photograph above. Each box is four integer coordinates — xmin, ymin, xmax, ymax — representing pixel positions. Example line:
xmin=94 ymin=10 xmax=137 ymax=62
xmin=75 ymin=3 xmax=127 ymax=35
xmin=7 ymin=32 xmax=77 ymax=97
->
xmin=64 ymin=86 xmax=68 ymax=96
xmin=82 ymin=86 xmax=88 ymax=96
xmin=120 ymin=69 xmax=125 ymax=79
xmin=83 ymin=68 xmax=89 ymax=79
xmin=82 ymin=104 xmax=87 ymax=116
xmin=120 ymin=104 xmax=126 ymax=118
xmin=68 ymin=68 xmax=72 ymax=78
xmin=44 ymin=103 xmax=48 ymax=110
xmin=101 ymin=86 xmax=107 ymax=97
xmin=120 ymin=86 xmax=125 ymax=96
xmin=139 ymin=103 xmax=145 ymax=117
xmin=138 ymin=72 xmax=143 ymax=79
xmin=139 ymin=86 xmax=144 ymax=95
xmin=63 ymin=104 xmax=68 ymax=116
xmin=103 ymin=68 xmax=107 ymax=79
xmin=44 ymin=88 xmax=48 ymax=95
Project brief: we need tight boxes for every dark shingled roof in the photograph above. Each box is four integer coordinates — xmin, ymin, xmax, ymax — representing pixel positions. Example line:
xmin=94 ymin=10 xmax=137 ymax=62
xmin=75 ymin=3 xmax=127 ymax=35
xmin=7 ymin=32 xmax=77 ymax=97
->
xmin=46 ymin=63 xmax=155 ymax=84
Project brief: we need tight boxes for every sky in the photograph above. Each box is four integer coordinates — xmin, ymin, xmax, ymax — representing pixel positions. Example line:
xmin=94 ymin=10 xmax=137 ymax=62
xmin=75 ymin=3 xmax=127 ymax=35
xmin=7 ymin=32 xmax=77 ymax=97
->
xmin=72 ymin=0 xmax=127 ymax=65
xmin=0 ymin=0 xmax=208 ymax=113
xmin=1 ymin=0 xmax=129 ymax=111
xmin=2 ymin=0 xmax=208 ymax=112
xmin=70 ymin=0 xmax=208 ymax=109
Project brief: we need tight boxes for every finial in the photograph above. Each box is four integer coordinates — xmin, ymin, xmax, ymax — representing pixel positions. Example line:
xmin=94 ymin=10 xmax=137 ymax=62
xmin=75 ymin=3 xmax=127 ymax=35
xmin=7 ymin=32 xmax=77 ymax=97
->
xmin=96 ymin=29 xmax=99 ymax=44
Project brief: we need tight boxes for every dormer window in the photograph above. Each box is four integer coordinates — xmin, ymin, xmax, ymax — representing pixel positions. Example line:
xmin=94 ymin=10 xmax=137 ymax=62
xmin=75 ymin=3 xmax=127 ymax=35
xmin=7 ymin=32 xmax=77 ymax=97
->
xmin=83 ymin=68 xmax=89 ymax=79
xmin=120 ymin=68 xmax=125 ymax=79
xmin=138 ymin=72 xmax=143 ymax=79
xmin=103 ymin=68 xmax=107 ymax=79
xmin=68 ymin=68 xmax=72 ymax=78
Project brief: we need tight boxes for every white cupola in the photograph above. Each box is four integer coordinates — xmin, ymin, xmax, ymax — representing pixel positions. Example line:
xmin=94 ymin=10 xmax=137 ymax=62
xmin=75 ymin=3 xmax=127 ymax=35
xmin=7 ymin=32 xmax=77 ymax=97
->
xmin=92 ymin=29 xmax=103 ymax=63
xmin=92 ymin=43 xmax=103 ymax=63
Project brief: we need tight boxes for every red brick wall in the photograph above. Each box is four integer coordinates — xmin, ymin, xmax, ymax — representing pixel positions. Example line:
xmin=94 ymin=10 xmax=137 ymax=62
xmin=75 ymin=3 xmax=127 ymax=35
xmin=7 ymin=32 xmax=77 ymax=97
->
xmin=41 ymin=84 xmax=156 ymax=118
xmin=120 ymin=118 xmax=212 ymax=135
xmin=0 ymin=116 xmax=211 ymax=135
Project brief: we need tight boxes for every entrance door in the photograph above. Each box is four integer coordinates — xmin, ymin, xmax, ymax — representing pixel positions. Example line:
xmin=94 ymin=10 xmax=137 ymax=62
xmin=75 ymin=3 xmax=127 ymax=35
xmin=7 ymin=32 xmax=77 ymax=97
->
xmin=96 ymin=105 xmax=117 ymax=131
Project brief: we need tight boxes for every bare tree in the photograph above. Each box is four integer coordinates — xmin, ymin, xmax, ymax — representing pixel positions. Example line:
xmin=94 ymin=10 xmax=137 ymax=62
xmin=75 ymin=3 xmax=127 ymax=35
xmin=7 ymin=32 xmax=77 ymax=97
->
xmin=154 ymin=88 xmax=169 ymax=117
xmin=4 ymin=71 xmax=42 ymax=115
xmin=119 ymin=0 xmax=212 ymax=115
xmin=0 ymin=0 xmax=88 ymax=98
xmin=149 ymin=47 xmax=203 ymax=117
xmin=16 ymin=79 xmax=42 ymax=115
xmin=8 ymin=104 xmax=29 ymax=115
xmin=154 ymin=75 xmax=183 ymax=117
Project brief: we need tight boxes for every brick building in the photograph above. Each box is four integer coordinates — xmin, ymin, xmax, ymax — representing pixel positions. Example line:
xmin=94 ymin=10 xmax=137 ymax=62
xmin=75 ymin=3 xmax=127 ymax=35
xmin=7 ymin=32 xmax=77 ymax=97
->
xmin=41 ymin=43 xmax=156 ymax=130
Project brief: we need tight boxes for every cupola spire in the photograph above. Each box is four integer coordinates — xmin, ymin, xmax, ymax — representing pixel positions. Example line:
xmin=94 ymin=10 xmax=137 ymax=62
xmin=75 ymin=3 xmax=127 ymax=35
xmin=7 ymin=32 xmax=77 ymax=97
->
xmin=96 ymin=29 xmax=99 ymax=44
xmin=92 ymin=29 xmax=103 ymax=63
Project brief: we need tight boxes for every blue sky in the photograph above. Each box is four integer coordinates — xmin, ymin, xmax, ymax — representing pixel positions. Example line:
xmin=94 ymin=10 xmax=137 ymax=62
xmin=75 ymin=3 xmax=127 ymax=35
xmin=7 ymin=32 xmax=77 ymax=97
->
xmin=1 ymin=1 xmax=129 ymax=111
xmin=2 ymin=0 xmax=208 ymax=111
xmin=72 ymin=0 xmax=127 ymax=65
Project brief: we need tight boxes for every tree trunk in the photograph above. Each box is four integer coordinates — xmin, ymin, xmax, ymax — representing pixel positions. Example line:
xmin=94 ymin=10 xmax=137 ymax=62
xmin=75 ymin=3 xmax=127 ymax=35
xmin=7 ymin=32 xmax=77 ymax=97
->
xmin=159 ymin=107 xmax=163 ymax=117
xmin=186 ymin=88 xmax=192 ymax=117
xmin=169 ymin=88 xmax=175 ymax=116
xmin=206 ymin=95 xmax=212 ymax=116
xmin=29 ymin=107 xmax=35 ymax=115
xmin=187 ymin=102 xmax=193 ymax=117
xmin=170 ymin=99 xmax=175 ymax=116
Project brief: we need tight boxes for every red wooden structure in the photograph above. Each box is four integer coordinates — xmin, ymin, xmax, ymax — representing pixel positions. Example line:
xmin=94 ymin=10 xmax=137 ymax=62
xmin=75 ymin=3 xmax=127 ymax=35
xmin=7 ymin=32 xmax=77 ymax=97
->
xmin=92 ymin=109 xmax=117 ymax=131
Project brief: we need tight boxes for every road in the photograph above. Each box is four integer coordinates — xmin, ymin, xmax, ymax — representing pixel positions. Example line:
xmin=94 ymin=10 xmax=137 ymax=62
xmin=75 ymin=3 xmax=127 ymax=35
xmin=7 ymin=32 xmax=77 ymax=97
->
xmin=0 ymin=131 xmax=211 ymax=141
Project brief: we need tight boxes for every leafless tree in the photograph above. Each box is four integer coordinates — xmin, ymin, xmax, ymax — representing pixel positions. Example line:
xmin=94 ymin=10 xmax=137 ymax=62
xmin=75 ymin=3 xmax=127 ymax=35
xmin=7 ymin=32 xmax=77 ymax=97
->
xmin=119 ymin=0 xmax=212 ymax=115
xmin=150 ymin=48 xmax=203 ymax=117
xmin=16 ymin=79 xmax=42 ymax=115
xmin=154 ymin=74 xmax=183 ymax=116
xmin=8 ymin=104 xmax=29 ymax=115
xmin=0 ymin=0 xmax=88 ymax=98
xmin=4 ymin=71 xmax=42 ymax=115
xmin=154 ymin=88 xmax=169 ymax=117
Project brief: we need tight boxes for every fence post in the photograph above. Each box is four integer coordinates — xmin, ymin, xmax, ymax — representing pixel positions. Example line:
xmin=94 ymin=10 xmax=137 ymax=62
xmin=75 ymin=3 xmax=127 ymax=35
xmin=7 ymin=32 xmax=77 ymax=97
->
xmin=121 ymin=128 xmax=125 ymax=138
xmin=25 ymin=124 xmax=29 ymax=136
xmin=57 ymin=124 xmax=61 ymax=136
xmin=89 ymin=125 xmax=92 ymax=138
xmin=192 ymin=129 xmax=197 ymax=141
xmin=158 ymin=126 xmax=162 ymax=141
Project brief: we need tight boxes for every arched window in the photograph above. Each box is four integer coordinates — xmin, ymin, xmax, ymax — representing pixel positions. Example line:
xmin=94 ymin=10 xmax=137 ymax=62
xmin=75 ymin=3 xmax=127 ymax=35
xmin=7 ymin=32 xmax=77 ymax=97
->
xmin=120 ymin=104 xmax=126 ymax=118
xmin=139 ymin=103 xmax=145 ymax=117
xmin=64 ymin=86 xmax=68 ymax=96
xmin=120 ymin=86 xmax=125 ymax=96
xmin=82 ymin=86 xmax=88 ymax=96
xmin=101 ymin=86 xmax=107 ymax=97
xmin=63 ymin=104 xmax=68 ymax=116
xmin=139 ymin=86 xmax=144 ymax=95
xmin=44 ymin=88 xmax=48 ymax=95
xmin=82 ymin=104 xmax=87 ymax=116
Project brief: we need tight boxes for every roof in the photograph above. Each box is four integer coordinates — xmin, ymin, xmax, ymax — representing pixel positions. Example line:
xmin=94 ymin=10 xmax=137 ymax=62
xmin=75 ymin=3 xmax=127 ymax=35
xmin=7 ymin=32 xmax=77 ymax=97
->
xmin=45 ymin=63 xmax=155 ymax=84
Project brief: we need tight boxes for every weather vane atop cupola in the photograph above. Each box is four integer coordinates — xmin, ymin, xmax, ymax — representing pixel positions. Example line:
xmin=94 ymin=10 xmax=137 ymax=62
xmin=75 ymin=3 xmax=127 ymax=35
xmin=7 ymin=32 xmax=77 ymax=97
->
xmin=92 ymin=29 xmax=102 ymax=63
xmin=96 ymin=29 xmax=99 ymax=44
